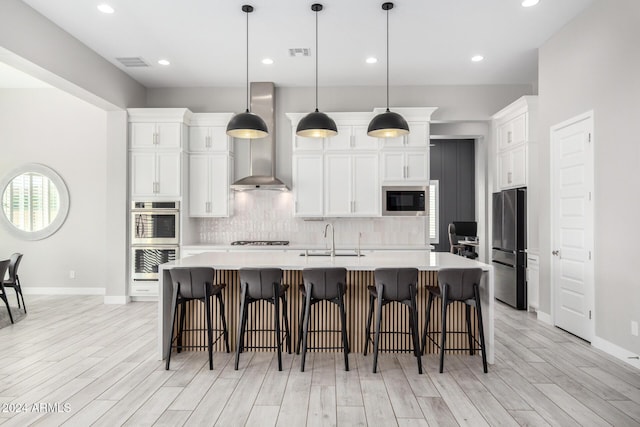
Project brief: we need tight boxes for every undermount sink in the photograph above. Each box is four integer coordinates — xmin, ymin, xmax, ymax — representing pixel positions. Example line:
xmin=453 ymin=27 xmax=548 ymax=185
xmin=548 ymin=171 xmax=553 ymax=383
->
xmin=299 ymin=251 xmax=364 ymax=257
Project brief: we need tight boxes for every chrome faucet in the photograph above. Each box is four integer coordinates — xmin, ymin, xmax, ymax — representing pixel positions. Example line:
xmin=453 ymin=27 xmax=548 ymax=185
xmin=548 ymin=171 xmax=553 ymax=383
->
xmin=324 ymin=223 xmax=335 ymax=257
xmin=357 ymin=232 xmax=362 ymax=257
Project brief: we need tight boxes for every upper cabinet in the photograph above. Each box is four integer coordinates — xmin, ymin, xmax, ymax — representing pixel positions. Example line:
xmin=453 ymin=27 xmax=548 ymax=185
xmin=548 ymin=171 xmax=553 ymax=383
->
xmin=380 ymin=122 xmax=430 ymax=149
xmin=287 ymin=108 xmax=436 ymax=218
xmin=492 ymin=97 xmax=537 ymax=191
xmin=128 ymin=109 xmax=190 ymax=199
xmin=188 ymin=113 xmax=235 ymax=153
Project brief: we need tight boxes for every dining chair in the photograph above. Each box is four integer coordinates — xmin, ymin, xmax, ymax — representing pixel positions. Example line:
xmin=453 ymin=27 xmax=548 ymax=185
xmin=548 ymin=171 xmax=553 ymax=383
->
xmin=0 ymin=259 xmax=14 ymax=324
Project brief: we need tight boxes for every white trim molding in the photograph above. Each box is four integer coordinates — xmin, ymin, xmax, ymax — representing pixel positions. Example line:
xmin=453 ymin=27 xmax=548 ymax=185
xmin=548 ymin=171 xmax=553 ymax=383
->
xmin=537 ymin=311 xmax=553 ymax=325
xmin=592 ymin=336 xmax=640 ymax=370
xmin=104 ymin=295 xmax=130 ymax=304
xmin=23 ymin=287 xmax=105 ymax=296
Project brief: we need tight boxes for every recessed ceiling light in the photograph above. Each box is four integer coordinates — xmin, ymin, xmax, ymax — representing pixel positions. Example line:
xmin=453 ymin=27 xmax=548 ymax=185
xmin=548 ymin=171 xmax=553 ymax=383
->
xmin=158 ymin=59 xmax=170 ymax=66
xmin=97 ymin=4 xmax=114 ymax=14
xmin=521 ymin=0 xmax=540 ymax=7
xmin=262 ymin=58 xmax=274 ymax=65
xmin=366 ymin=57 xmax=378 ymax=64
xmin=471 ymin=55 xmax=484 ymax=62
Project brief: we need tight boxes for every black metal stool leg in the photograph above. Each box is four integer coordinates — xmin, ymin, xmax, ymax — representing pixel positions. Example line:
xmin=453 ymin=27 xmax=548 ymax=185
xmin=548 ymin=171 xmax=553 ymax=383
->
xmin=273 ymin=283 xmax=283 ymax=371
xmin=421 ymin=292 xmax=434 ymax=355
xmin=217 ymin=293 xmax=230 ymax=353
xmin=466 ymin=304 xmax=474 ymax=355
xmin=474 ymin=284 xmax=488 ymax=373
xmin=296 ymin=291 xmax=305 ymax=355
xmin=204 ymin=291 xmax=214 ymax=370
xmin=300 ymin=285 xmax=312 ymax=372
xmin=409 ymin=286 xmax=422 ymax=374
xmin=372 ymin=284 xmax=384 ymax=374
xmin=363 ymin=293 xmax=375 ymax=356
xmin=439 ymin=285 xmax=449 ymax=373
xmin=177 ymin=300 xmax=187 ymax=353
xmin=338 ymin=290 xmax=349 ymax=371
xmin=235 ymin=284 xmax=248 ymax=370
xmin=281 ymin=293 xmax=291 ymax=354
xmin=165 ymin=285 xmax=179 ymax=370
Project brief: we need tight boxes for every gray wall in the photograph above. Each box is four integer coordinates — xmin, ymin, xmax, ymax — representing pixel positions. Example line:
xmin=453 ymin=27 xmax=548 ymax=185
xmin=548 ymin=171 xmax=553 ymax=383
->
xmin=0 ymin=89 xmax=108 ymax=290
xmin=430 ymin=140 xmax=476 ymax=252
xmin=538 ymin=0 xmax=640 ymax=353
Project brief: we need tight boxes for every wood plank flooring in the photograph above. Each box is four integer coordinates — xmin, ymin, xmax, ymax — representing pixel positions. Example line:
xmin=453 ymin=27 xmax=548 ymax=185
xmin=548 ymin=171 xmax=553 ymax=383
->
xmin=0 ymin=295 xmax=638 ymax=426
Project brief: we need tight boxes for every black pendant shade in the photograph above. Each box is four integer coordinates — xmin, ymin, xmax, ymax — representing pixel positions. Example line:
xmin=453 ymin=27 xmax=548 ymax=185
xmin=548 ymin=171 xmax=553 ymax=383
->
xmin=227 ymin=5 xmax=269 ymax=139
xmin=296 ymin=109 xmax=337 ymax=138
xmin=296 ymin=3 xmax=337 ymax=139
xmin=367 ymin=2 xmax=409 ymax=138
xmin=367 ymin=108 xmax=409 ymax=138
xmin=227 ymin=109 xmax=268 ymax=139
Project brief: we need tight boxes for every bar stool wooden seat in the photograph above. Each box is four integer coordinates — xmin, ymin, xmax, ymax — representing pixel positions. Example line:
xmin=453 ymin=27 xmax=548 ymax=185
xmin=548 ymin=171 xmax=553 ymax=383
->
xmin=165 ymin=267 xmax=230 ymax=370
xmin=364 ymin=268 xmax=422 ymax=374
xmin=421 ymin=268 xmax=487 ymax=373
xmin=296 ymin=267 xmax=349 ymax=372
xmin=235 ymin=268 xmax=291 ymax=371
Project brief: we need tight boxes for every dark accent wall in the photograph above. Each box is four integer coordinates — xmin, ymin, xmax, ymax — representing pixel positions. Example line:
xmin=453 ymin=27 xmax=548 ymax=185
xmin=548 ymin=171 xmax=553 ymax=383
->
xmin=430 ymin=139 xmax=475 ymax=252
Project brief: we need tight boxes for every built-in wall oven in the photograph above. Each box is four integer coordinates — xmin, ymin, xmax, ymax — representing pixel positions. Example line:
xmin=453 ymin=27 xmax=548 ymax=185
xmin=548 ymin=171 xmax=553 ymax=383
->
xmin=130 ymin=201 xmax=180 ymax=288
xmin=131 ymin=201 xmax=179 ymax=245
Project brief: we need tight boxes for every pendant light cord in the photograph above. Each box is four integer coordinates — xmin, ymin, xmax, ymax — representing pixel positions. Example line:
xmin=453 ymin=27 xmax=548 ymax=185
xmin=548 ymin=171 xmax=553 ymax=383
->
xmin=315 ymin=9 xmax=319 ymax=112
xmin=386 ymin=6 xmax=390 ymax=112
xmin=246 ymin=9 xmax=250 ymax=113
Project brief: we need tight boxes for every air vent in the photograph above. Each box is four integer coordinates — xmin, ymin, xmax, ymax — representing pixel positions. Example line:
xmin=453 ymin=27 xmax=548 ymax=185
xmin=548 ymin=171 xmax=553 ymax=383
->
xmin=288 ymin=48 xmax=311 ymax=57
xmin=116 ymin=57 xmax=149 ymax=67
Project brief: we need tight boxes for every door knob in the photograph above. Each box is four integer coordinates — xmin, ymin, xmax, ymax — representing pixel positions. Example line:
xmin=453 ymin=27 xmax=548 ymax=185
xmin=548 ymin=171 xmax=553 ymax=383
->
xmin=552 ymin=250 xmax=560 ymax=256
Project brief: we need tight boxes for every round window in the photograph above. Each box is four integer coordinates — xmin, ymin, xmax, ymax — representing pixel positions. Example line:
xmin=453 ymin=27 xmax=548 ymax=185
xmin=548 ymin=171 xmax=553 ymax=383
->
xmin=0 ymin=164 xmax=70 ymax=240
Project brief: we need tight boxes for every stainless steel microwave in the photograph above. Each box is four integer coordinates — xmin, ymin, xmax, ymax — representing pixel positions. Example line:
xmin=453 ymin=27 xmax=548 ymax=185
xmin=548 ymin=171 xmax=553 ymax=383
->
xmin=382 ymin=186 xmax=428 ymax=216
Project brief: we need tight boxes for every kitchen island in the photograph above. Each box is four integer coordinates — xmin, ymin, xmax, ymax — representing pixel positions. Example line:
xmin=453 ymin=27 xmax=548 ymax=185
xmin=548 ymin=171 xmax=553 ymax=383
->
xmin=158 ymin=251 xmax=494 ymax=363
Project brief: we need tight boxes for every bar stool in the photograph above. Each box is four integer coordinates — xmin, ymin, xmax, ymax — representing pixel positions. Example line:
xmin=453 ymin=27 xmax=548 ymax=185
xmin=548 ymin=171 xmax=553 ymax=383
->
xmin=235 ymin=268 xmax=291 ymax=371
xmin=364 ymin=268 xmax=422 ymax=374
xmin=165 ymin=267 xmax=230 ymax=370
xmin=421 ymin=268 xmax=487 ymax=373
xmin=296 ymin=267 xmax=349 ymax=372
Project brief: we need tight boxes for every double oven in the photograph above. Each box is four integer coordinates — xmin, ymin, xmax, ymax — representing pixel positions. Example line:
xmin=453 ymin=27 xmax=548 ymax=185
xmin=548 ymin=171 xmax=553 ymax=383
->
xmin=130 ymin=201 xmax=180 ymax=284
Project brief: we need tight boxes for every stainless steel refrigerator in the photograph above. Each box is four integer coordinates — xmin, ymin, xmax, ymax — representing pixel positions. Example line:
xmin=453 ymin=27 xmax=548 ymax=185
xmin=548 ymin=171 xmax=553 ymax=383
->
xmin=492 ymin=188 xmax=527 ymax=309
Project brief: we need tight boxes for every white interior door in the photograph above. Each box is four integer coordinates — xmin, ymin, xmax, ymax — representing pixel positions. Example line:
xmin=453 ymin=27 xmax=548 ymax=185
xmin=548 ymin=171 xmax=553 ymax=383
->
xmin=551 ymin=112 xmax=594 ymax=341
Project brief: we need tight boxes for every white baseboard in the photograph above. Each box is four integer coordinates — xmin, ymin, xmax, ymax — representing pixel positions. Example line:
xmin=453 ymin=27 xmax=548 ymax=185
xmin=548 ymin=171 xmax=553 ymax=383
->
xmin=23 ymin=287 xmax=105 ymax=296
xmin=104 ymin=295 xmax=130 ymax=304
xmin=592 ymin=336 xmax=640 ymax=370
xmin=537 ymin=311 xmax=553 ymax=325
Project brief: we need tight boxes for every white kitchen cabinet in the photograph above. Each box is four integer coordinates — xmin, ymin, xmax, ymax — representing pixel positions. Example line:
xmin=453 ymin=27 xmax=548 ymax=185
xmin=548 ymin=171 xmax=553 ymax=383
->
xmin=189 ymin=154 xmax=231 ymax=217
xmin=381 ymin=122 xmax=429 ymax=148
xmin=325 ymin=125 xmax=378 ymax=151
xmin=497 ymin=134 xmax=527 ymax=189
xmin=492 ymin=96 xmax=537 ymax=191
xmin=130 ymin=122 xmax=182 ymax=149
xmin=498 ymin=113 xmax=527 ymax=151
xmin=130 ymin=151 xmax=181 ymax=198
xmin=189 ymin=126 xmax=230 ymax=152
xmin=325 ymin=153 xmax=379 ymax=217
xmin=293 ymin=154 xmax=324 ymax=217
xmin=381 ymin=151 xmax=428 ymax=183
xmin=293 ymin=135 xmax=324 ymax=152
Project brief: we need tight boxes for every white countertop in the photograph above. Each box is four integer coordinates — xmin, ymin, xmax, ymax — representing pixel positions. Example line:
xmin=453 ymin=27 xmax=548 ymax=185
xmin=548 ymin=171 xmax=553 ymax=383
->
xmin=168 ymin=250 xmax=489 ymax=271
xmin=181 ymin=244 xmax=434 ymax=252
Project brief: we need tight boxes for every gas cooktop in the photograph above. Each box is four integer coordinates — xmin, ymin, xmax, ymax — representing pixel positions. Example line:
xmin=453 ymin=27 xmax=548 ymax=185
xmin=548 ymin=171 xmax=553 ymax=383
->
xmin=230 ymin=240 xmax=290 ymax=246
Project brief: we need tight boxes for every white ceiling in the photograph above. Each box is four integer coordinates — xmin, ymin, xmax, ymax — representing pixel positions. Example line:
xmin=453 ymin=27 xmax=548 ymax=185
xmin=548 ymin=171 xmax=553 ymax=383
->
xmin=19 ymin=0 xmax=594 ymax=89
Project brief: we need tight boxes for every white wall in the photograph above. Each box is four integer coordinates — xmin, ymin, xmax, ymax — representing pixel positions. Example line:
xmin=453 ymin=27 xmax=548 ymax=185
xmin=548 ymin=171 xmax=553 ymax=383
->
xmin=0 ymin=89 xmax=108 ymax=291
xmin=538 ymin=0 xmax=640 ymax=354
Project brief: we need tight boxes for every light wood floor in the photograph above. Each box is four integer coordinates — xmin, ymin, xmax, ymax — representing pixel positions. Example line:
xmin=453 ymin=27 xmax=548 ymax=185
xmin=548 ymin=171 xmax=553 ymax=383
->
xmin=0 ymin=296 xmax=639 ymax=426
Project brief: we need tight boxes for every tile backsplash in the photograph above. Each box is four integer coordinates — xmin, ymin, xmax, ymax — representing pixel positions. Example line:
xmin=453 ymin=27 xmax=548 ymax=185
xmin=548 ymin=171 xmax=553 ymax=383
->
xmin=198 ymin=191 xmax=427 ymax=247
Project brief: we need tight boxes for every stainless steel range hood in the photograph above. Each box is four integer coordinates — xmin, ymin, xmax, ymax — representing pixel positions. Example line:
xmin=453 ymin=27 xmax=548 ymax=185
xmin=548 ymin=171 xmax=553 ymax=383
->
xmin=231 ymin=82 xmax=288 ymax=191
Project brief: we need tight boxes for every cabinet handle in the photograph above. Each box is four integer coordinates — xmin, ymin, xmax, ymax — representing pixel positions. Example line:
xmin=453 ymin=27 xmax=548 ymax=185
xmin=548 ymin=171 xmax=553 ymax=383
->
xmin=508 ymin=172 xmax=512 ymax=184
xmin=351 ymin=201 xmax=355 ymax=213
xmin=350 ymin=135 xmax=355 ymax=148
xmin=207 ymin=202 xmax=211 ymax=213
xmin=153 ymin=132 xmax=158 ymax=145
xmin=507 ymin=131 xmax=512 ymax=143
xmin=206 ymin=135 xmax=211 ymax=148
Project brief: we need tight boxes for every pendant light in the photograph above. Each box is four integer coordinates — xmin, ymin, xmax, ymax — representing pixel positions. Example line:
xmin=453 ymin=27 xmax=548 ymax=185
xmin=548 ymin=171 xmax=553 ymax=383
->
xmin=367 ymin=2 xmax=409 ymax=138
xmin=226 ymin=5 xmax=269 ymax=139
xmin=296 ymin=3 xmax=337 ymax=138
